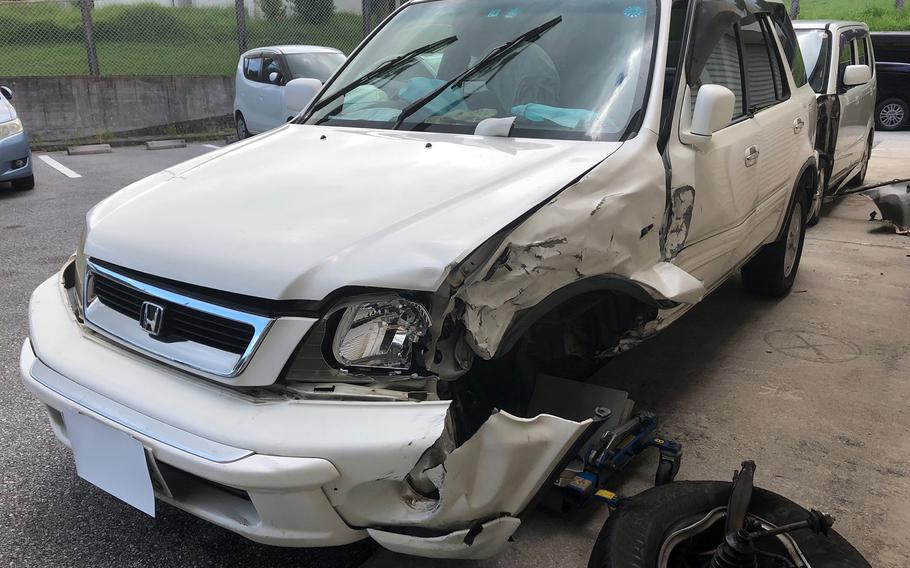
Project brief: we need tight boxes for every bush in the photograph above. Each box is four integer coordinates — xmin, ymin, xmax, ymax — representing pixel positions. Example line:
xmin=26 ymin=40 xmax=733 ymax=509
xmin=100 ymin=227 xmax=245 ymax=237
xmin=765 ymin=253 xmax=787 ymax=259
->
xmin=259 ymin=0 xmax=285 ymax=21
xmin=8 ymin=20 xmax=82 ymax=45
xmin=94 ymin=4 xmax=190 ymax=42
xmin=293 ymin=0 xmax=334 ymax=25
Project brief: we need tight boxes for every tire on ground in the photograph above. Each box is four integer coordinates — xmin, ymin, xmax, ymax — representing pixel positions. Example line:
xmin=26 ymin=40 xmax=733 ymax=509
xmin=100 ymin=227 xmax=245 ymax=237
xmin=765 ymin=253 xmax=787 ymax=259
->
xmin=741 ymin=180 xmax=809 ymax=297
xmin=875 ymin=97 xmax=908 ymax=131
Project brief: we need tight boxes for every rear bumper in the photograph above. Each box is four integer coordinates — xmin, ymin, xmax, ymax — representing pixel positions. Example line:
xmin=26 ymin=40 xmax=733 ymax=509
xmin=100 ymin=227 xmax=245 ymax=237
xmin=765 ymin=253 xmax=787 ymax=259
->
xmin=0 ymin=131 xmax=32 ymax=181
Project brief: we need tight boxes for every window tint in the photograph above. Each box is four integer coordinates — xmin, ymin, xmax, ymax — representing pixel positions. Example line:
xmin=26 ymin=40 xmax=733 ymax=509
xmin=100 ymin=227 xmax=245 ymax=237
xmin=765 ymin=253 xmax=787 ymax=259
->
xmin=769 ymin=6 xmax=807 ymax=87
xmin=856 ymin=36 xmax=868 ymax=65
xmin=262 ymin=55 xmax=283 ymax=84
xmin=691 ymin=23 xmax=744 ymax=120
xmin=245 ymin=57 xmax=262 ymax=81
xmin=740 ymin=17 xmax=781 ymax=110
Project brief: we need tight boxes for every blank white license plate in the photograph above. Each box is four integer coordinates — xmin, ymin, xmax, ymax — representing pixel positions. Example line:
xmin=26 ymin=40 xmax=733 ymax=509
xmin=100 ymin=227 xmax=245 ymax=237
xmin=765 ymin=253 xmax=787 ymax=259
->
xmin=63 ymin=410 xmax=156 ymax=516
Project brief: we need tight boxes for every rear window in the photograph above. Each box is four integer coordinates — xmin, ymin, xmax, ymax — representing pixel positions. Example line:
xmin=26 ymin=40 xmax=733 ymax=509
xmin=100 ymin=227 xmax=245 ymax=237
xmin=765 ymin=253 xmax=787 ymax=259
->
xmin=871 ymin=33 xmax=910 ymax=64
xmin=284 ymin=52 xmax=346 ymax=82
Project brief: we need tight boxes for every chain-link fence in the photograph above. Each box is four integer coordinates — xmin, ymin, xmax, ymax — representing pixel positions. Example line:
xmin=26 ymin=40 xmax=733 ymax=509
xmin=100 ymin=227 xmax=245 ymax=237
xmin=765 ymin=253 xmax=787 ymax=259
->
xmin=0 ymin=0 xmax=400 ymax=77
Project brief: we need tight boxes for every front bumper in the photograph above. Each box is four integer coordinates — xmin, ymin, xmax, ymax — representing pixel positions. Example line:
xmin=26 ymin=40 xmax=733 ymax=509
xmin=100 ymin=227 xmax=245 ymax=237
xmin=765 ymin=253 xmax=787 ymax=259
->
xmin=0 ymin=131 xmax=32 ymax=182
xmin=21 ymin=273 xmax=588 ymax=558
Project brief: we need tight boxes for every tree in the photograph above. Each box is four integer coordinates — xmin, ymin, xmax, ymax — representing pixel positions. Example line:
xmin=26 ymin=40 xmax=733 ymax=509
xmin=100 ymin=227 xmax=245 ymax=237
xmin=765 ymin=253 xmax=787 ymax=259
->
xmin=789 ymin=0 xmax=800 ymax=19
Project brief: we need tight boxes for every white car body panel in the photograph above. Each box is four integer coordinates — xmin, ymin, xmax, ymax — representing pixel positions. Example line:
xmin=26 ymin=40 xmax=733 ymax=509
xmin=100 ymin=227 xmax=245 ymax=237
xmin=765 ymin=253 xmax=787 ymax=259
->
xmin=85 ymin=124 xmax=621 ymax=301
xmin=21 ymin=0 xmax=819 ymax=559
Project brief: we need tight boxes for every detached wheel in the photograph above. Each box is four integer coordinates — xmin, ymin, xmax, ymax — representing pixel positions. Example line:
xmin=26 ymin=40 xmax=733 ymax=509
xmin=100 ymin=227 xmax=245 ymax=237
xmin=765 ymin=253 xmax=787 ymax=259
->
xmin=875 ymin=97 xmax=907 ymax=131
xmin=11 ymin=174 xmax=34 ymax=191
xmin=741 ymin=188 xmax=808 ymax=297
xmin=588 ymin=481 xmax=870 ymax=568
xmin=236 ymin=113 xmax=251 ymax=140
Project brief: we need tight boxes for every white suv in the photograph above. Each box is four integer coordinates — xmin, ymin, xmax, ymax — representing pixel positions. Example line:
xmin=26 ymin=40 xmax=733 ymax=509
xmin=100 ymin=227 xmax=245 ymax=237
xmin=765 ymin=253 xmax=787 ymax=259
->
xmin=795 ymin=21 xmax=876 ymax=224
xmin=21 ymin=0 xmax=817 ymax=560
xmin=233 ymin=45 xmax=345 ymax=139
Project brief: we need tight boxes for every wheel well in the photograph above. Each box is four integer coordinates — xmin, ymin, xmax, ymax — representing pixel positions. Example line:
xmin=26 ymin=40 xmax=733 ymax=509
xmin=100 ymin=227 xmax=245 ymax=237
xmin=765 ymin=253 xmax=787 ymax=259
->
xmin=444 ymin=287 xmax=658 ymax=444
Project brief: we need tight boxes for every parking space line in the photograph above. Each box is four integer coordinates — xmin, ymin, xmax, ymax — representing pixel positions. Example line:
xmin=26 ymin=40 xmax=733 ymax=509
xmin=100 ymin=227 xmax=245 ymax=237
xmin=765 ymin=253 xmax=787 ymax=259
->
xmin=202 ymin=144 xmax=221 ymax=150
xmin=37 ymin=155 xmax=82 ymax=179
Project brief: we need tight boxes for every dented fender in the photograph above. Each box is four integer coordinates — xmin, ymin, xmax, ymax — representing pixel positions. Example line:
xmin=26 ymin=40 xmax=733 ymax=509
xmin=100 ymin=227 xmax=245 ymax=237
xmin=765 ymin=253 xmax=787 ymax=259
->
xmin=445 ymin=131 xmax=701 ymax=359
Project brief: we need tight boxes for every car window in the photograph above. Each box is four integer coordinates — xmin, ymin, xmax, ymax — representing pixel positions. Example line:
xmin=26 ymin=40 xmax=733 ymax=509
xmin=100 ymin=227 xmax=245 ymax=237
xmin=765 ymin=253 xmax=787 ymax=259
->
xmin=262 ymin=54 xmax=284 ymax=85
xmin=768 ymin=6 xmax=807 ymax=87
xmin=871 ymin=33 xmax=910 ymax=64
xmin=796 ymin=29 xmax=831 ymax=93
xmin=838 ymin=36 xmax=854 ymax=74
xmin=740 ymin=16 xmax=784 ymax=111
xmin=690 ymin=23 xmax=744 ymax=122
xmin=284 ymin=52 xmax=346 ymax=82
xmin=855 ymin=36 xmax=868 ymax=66
xmin=244 ymin=57 xmax=262 ymax=81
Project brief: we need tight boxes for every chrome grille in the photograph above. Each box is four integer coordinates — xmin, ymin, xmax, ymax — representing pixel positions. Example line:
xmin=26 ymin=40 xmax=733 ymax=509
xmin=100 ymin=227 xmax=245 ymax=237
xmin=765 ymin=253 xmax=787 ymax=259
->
xmin=84 ymin=260 xmax=273 ymax=378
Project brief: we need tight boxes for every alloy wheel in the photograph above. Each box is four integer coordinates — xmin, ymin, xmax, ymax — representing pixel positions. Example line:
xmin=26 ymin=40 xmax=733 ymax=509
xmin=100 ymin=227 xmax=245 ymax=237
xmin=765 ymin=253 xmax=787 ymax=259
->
xmin=879 ymin=103 xmax=905 ymax=129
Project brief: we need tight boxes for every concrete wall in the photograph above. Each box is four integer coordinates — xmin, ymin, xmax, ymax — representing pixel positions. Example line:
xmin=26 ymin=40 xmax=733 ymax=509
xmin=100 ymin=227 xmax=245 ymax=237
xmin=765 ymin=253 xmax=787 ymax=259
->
xmin=0 ymin=75 xmax=235 ymax=145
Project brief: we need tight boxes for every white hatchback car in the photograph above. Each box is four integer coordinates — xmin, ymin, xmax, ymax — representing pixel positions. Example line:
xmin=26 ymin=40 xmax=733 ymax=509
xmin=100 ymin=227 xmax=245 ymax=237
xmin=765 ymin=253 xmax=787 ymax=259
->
xmin=795 ymin=21 xmax=877 ymax=224
xmin=234 ymin=45 xmax=345 ymax=139
xmin=22 ymin=0 xmax=818 ymax=560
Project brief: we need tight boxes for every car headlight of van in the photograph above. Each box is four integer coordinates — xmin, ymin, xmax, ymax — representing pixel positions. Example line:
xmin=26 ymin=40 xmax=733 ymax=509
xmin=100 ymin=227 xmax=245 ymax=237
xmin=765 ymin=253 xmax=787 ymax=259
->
xmin=0 ymin=118 xmax=23 ymax=140
xmin=331 ymin=297 xmax=431 ymax=370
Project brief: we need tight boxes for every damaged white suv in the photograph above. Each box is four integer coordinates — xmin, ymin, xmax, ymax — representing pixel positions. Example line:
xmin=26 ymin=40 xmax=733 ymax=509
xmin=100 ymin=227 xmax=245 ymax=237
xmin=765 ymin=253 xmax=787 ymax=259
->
xmin=20 ymin=0 xmax=817 ymax=560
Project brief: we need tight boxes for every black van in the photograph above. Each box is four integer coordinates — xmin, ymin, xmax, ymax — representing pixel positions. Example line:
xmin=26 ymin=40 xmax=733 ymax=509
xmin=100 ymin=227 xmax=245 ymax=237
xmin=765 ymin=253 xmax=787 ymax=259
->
xmin=870 ymin=32 xmax=910 ymax=130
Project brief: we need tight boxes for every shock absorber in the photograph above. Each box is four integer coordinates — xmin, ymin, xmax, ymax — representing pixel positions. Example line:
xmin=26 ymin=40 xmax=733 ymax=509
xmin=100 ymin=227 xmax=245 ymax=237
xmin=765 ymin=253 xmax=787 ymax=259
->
xmin=709 ymin=509 xmax=835 ymax=568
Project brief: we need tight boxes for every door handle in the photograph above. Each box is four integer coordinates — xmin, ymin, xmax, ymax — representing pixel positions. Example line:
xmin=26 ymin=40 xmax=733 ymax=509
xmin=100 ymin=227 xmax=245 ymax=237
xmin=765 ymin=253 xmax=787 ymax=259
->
xmin=744 ymin=145 xmax=760 ymax=167
xmin=793 ymin=117 xmax=805 ymax=134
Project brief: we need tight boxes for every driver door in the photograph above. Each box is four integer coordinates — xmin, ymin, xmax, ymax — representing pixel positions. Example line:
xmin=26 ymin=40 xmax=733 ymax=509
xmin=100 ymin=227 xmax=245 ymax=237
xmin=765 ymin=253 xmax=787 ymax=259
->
xmin=670 ymin=22 xmax=761 ymax=289
xmin=259 ymin=53 xmax=288 ymax=130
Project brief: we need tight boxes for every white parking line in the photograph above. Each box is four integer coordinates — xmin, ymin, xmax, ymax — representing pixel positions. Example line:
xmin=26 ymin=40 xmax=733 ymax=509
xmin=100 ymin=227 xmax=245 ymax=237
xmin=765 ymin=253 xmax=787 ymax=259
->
xmin=202 ymin=144 xmax=221 ymax=150
xmin=37 ymin=155 xmax=82 ymax=179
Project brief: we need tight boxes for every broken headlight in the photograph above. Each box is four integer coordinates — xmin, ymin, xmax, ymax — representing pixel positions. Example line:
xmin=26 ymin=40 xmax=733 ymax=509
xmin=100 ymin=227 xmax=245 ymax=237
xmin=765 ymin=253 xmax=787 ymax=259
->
xmin=331 ymin=297 xmax=431 ymax=370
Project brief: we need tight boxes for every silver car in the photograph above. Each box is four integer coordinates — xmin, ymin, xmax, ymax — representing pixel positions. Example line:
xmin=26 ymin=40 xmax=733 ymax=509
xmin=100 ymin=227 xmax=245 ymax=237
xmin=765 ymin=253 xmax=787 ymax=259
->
xmin=0 ymin=85 xmax=34 ymax=191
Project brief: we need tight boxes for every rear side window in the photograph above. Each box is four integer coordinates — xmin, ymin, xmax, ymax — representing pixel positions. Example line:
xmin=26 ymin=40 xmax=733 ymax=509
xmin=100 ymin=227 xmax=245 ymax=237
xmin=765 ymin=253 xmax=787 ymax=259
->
xmin=244 ymin=57 xmax=262 ymax=81
xmin=856 ymin=35 xmax=869 ymax=65
xmin=691 ymin=23 xmax=744 ymax=121
xmin=740 ymin=16 xmax=787 ymax=111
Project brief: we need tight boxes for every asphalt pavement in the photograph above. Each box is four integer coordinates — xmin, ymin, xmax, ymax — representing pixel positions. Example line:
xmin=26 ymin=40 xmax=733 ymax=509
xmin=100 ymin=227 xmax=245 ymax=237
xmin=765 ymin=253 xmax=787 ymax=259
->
xmin=2 ymin=136 xmax=909 ymax=567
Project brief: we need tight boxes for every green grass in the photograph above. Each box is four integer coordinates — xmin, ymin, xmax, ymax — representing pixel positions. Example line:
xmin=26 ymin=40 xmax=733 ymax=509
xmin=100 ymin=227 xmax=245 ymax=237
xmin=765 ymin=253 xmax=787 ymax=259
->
xmin=787 ymin=0 xmax=910 ymax=30
xmin=0 ymin=3 xmax=364 ymax=76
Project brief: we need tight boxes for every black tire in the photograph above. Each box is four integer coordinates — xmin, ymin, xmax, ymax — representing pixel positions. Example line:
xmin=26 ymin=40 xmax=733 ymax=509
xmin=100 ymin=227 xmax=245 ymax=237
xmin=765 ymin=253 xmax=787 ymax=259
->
xmin=846 ymin=135 xmax=873 ymax=189
xmin=236 ymin=112 xmax=251 ymax=140
xmin=11 ymin=174 xmax=34 ymax=191
xmin=875 ymin=97 xmax=908 ymax=131
xmin=588 ymin=481 xmax=870 ymax=568
xmin=741 ymin=187 xmax=808 ymax=298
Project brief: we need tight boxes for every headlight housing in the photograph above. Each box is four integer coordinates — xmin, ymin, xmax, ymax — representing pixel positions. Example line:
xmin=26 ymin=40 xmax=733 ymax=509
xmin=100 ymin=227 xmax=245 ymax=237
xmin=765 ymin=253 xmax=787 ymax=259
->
xmin=331 ymin=297 xmax=431 ymax=370
xmin=0 ymin=118 xmax=23 ymax=140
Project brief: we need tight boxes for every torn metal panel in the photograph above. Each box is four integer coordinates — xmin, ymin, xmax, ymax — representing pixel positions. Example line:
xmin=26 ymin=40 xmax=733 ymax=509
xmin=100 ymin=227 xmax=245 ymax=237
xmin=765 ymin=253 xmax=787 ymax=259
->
xmin=449 ymin=133 xmax=694 ymax=359
xmin=661 ymin=185 xmax=695 ymax=259
xmin=368 ymin=516 xmax=521 ymax=560
xmin=866 ymin=181 xmax=910 ymax=234
xmin=335 ymin=410 xmax=589 ymax=531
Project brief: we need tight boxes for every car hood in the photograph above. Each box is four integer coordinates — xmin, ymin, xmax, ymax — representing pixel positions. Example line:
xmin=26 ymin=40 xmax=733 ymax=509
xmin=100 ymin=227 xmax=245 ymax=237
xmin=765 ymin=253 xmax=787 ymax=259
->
xmin=0 ymin=98 xmax=16 ymax=123
xmin=85 ymin=124 xmax=620 ymax=301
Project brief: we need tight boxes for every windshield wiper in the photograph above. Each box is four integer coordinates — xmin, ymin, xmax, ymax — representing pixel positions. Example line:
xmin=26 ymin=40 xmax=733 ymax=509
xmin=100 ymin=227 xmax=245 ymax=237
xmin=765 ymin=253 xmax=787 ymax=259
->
xmin=392 ymin=16 xmax=562 ymax=130
xmin=305 ymin=35 xmax=458 ymax=120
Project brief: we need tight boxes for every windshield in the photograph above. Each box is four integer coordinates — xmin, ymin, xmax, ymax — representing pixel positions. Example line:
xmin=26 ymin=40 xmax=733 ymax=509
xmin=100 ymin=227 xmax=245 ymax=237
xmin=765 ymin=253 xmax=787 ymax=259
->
xmin=796 ymin=29 xmax=831 ymax=93
xmin=285 ymin=52 xmax=346 ymax=82
xmin=299 ymin=0 xmax=657 ymax=141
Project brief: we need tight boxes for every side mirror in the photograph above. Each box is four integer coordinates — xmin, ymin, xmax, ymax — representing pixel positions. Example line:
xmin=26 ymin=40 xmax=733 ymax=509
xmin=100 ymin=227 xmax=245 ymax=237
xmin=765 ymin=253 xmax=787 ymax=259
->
xmin=680 ymin=84 xmax=735 ymax=147
xmin=268 ymin=71 xmax=283 ymax=85
xmin=284 ymin=78 xmax=323 ymax=114
xmin=0 ymin=86 xmax=11 ymax=101
xmin=842 ymin=64 xmax=871 ymax=87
